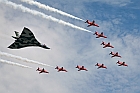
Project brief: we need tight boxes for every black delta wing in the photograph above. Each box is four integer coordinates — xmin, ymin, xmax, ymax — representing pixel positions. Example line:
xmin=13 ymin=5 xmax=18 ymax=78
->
xmin=8 ymin=27 xmax=50 ymax=49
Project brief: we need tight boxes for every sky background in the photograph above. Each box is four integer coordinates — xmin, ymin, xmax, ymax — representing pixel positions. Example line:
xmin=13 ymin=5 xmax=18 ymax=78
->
xmin=0 ymin=0 xmax=140 ymax=93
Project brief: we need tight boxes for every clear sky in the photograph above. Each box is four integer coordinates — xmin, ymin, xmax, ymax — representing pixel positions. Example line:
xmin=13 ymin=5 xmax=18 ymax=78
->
xmin=0 ymin=0 xmax=140 ymax=93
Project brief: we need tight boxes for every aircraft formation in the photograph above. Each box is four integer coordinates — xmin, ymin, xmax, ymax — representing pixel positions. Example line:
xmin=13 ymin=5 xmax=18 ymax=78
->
xmin=6 ymin=20 xmax=128 ymax=74
xmin=85 ymin=20 xmax=128 ymax=69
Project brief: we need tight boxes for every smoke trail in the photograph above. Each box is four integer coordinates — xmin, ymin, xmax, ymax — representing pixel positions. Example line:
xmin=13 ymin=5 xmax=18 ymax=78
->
xmin=0 ymin=51 xmax=54 ymax=67
xmin=0 ymin=58 xmax=32 ymax=69
xmin=1 ymin=0 xmax=93 ymax=33
xmin=21 ymin=0 xmax=85 ymax=22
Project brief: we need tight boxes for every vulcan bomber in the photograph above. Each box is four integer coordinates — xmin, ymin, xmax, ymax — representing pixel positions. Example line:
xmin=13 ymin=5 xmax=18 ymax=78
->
xmin=8 ymin=27 xmax=50 ymax=49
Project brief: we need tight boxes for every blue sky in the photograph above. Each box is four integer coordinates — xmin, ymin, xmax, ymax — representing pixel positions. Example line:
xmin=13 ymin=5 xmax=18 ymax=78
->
xmin=0 ymin=0 xmax=140 ymax=93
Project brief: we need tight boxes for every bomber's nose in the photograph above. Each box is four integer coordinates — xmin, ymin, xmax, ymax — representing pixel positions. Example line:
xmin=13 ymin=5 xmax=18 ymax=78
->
xmin=45 ymin=46 xmax=50 ymax=49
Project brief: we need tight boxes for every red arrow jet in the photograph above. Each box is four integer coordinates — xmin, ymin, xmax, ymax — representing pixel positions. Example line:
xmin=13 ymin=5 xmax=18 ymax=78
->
xmin=55 ymin=66 xmax=68 ymax=72
xmin=36 ymin=67 xmax=49 ymax=74
xmin=109 ymin=52 xmax=122 ymax=58
xmin=95 ymin=63 xmax=107 ymax=69
xmin=85 ymin=20 xmax=99 ymax=27
xmin=116 ymin=60 xmax=128 ymax=67
xmin=76 ymin=65 xmax=88 ymax=71
xmin=93 ymin=31 xmax=107 ymax=38
xmin=101 ymin=41 xmax=114 ymax=48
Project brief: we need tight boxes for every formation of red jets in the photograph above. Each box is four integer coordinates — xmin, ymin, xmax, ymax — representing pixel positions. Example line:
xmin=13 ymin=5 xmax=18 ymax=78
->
xmin=36 ymin=20 xmax=128 ymax=74
xmin=36 ymin=65 xmax=88 ymax=74
xmin=85 ymin=20 xmax=128 ymax=69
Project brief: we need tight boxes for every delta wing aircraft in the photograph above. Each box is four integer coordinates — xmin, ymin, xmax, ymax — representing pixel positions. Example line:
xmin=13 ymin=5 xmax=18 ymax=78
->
xmin=8 ymin=27 xmax=50 ymax=49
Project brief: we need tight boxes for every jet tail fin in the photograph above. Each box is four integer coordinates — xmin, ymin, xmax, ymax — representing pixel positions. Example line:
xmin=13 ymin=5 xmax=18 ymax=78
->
xmin=14 ymin=31 xmax=19 ymax=37
xmin=12 ymin=31 xmax=19 ymax=39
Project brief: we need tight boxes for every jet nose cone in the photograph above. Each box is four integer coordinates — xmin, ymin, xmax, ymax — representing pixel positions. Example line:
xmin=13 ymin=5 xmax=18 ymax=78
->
xmin=46 ymin=47 xmax=50 ymax=49
xmin=43 ymin=46 xmax=50 ymax=49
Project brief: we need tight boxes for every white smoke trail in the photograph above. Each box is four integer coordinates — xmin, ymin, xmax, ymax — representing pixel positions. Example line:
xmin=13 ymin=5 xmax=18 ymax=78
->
xmin=0 ymin=58 xmax=32 ymax=69
xmin=21 ymin=0 xmax=85 ymax=22
xmin=0 ymin=51 xmax=54 ymax=67
xmin=1 ymin=0 xmax=93 ymax=33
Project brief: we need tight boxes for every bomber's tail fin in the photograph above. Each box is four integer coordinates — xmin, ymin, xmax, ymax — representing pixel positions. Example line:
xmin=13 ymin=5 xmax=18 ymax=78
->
xmin=14 ymin=31 xmax=19 ymax=37
xmin=12 ymin=31 xmax=19 ymax=39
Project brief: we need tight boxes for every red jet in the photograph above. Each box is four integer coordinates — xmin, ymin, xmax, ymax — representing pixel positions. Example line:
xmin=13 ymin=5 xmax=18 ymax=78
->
xmin=85 ymin=20 xmax=99 ymax=27
xmin=55 ymin=66 xmax=68 ymax=72
xmin=93 ymin=31 xmax=107 ymax=38
xmin=95 ymin=63 xmax=107 ymax=69
xmin=101 ymin=41 xmax=114 ymax=48
xmin=36 ymin=67 xmax=49 ymax=74
xmin=116 ymin=60 xmax=128 ymax=67
xmin=109 ymin=52 xmax=122 ymax=58
xmin=75 ymin=65 xmax=88 ymax=71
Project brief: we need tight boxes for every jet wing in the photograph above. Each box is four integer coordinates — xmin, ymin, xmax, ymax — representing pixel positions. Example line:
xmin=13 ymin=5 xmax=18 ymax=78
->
xmin=8 ymin=27 xmax=41 ymax=49
xmin=122 ymin=62 xmax=125 ymax=65
xmin=101 ymin=64 xmax=104 ymax=67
